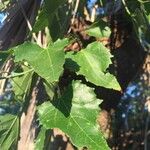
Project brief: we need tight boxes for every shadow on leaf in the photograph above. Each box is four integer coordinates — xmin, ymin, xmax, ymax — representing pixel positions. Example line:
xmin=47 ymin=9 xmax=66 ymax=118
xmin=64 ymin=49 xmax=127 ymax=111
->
xmin=52 ymin=84 xmax=73 ymax=117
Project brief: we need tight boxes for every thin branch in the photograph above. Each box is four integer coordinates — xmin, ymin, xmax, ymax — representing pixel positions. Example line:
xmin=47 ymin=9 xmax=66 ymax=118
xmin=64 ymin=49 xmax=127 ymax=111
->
xmin=0 ymin=69 xmax=34 ymax=80
xmin=0 ymin=59 xmax=12 ymax=95
xmin=122 ymin=0 xmax=131 ymax=15
xmin=68 ymin=0 xmax=80 ymax=33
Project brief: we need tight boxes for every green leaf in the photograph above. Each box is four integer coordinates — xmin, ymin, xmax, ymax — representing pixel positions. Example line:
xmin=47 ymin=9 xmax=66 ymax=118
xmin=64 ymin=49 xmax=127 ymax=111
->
xmin=14 ymin=39 xmax=69 ymax=83
xmin=43 ymin=81 xmax=56 ymax=100
xmin=48 ymin=5 xmax=71 ymax=41
xmin=33 ymin=0 xmax=67 ymax=33
xmin=32 ymin=5 xmax=50 ymax=33
xmin=85 ymin=20 xmax=111 ymax=38
xmin=0 ymin=1 xmax=10 ymax=10
xmin=38 ymin=81 xmax=110 ymax=150
xmin=129 ymin=7 xmax=150 ymax=47
xmin=35 ymin=127 xmax=47 ymax=150
xmin=144 ymin=2 xmax=150 ymax=22
xmin=44 ymin=0 xmax=67 ymax=14
xmin=35 ymin=127 xmax=52 ymax=150
xmin=0 ymin=114 xmax=19 ymax=149
xmin=12 ymin=66 xmax=33 ymax=100
xmin=66 ymin=42 xmax=121 ymax=90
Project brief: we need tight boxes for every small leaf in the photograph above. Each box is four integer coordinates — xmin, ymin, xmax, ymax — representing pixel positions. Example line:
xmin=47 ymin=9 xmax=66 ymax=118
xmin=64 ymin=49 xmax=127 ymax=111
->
xmin=12 ymin=66 xmax=33 ymax=100
xmin=0 ymin=114 xmax=19 ymax=149
xmin=14 ymin=39 xmax=69 ymax=83
xmin=33 ymin=0 xmax=67 ymax=33
xmin=38 ymin=81 xmax=110 ymax=150
xmin=35 ymin=127 xmax=47 ymax=150
xmin=66 ymin=42 xmax=121 ymax=90
xmin=85 ymin=20 xmax=111 ymax=38
xmin=48 ymin=4 xmax=71 ymax=41
xmin=32 ymin=5 xmax=50 ymax=33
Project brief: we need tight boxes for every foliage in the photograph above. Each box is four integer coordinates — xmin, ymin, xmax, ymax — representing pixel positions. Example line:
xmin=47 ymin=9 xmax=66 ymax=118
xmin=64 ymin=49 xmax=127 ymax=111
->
xmin=0 ymin=0 xmax=150 ymax=149
xmin=85 ymin=20 xmax=111 ymax=38
xmin=0 ymin=0 xmax=10 ymax=11
xmin=10 ymin=37 xmax=116 ymax=149
xmin=0 ymin=114 xmax=19 ymax=149
xmin=38 ymin=81 xmax=109 ymax=150
xmin=65 ymin=42 xmax=120 ymax=90
xmin=14 ymin=39 xmax=69 ymax=83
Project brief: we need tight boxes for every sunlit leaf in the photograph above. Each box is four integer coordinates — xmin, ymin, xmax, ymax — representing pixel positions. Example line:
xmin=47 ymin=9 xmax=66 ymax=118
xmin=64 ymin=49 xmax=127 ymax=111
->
xmin=12 ymin=66 xmax=33 ymax=100
xmin=43 ymin=81 xmax=56 ymax=100
xmin=14 ymin=39 xmax=69 ymax=83
xmin=66 ymin=42 xmax=121 ymax=90
xmin=38 ymin=81 xmax=110 ymax=150
xmin=35 ymin=127 xmax=47 ymax=150
xmin=85 ymin=20 xmax=111 ymax=38
xmin=0 ymin=114 xmax=19 ymax=149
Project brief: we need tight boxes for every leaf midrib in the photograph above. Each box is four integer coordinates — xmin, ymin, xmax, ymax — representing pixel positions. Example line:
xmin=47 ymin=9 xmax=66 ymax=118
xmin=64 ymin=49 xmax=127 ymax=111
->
xmin=80 ymin=51 xmax=112 ymax=86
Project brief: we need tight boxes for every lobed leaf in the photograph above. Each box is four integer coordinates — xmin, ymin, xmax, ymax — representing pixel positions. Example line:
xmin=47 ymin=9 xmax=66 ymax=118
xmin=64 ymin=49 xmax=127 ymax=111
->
xmin=14 ymin=39 xmax=69 ymax=83
xmin=65 ymin=42 xmax=121 ymax=90
xmin=38 ymin=81 xmax=110 ymax=150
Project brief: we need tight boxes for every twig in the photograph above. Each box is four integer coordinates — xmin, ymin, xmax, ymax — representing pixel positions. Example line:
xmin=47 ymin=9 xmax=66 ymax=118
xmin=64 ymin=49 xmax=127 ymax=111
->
xmin=122 ymin=0 xmax=131 ymax=15
xmin=0 ymin=69 xmax=34 ymax=80
xmin=0 ymin=59 xmax=12 ymax=95
xmin=68 ymin=0 xmax=80 ymax=33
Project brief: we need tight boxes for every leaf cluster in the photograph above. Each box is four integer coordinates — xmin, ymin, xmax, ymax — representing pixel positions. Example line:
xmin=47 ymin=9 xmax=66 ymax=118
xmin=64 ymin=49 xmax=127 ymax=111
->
xmin=1 ymin=0 xmax=150 ymax=149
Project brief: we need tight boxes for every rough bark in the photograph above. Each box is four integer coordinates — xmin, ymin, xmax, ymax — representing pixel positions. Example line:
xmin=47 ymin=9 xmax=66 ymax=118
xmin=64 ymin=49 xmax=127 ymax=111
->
xmin=18 ymin=85 xmax=38 ymax=150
